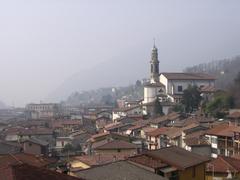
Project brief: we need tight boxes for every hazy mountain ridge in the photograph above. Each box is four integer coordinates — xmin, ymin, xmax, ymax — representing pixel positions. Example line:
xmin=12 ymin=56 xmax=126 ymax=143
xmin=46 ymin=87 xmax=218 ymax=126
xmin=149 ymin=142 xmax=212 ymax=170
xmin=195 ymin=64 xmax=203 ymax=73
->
xmin=184 ymin=56 xmax=240 ymax=89
xmin=46 ymin=50 xmax=148 ymax=103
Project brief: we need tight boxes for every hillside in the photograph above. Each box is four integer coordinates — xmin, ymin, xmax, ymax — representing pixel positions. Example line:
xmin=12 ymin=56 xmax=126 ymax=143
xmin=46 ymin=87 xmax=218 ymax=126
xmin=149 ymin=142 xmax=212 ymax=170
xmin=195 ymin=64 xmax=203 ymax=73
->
xmin=65 ymin=81 xmax=144 ymax=106
xmin=184 ymin=56 xmax=240 ymax=89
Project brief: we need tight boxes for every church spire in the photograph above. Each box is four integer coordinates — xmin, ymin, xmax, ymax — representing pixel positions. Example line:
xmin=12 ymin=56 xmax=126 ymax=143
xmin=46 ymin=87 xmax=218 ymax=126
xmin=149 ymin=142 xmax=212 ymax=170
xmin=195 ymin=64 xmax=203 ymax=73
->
xmin=150 ymin=41 xmax=159 ymax=83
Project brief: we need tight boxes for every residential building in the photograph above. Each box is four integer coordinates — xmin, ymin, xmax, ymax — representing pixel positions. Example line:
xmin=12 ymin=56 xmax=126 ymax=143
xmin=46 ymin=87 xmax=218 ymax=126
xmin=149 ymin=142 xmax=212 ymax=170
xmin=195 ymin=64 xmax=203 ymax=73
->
xmin=112 ymin=106 xmax=142 ymax=120
xmin=94 ymin=139 xmax=138 ymax=156
xmin=25 ymin=103 xmax=62 ymax=119
xmin=129 ymin=146 xmax=210 ymax=180
xmin=0 ymin=163 xmax=82 ymax=180
xmin=75 ymin=160 xmax=167 ymax=180
xmin=69 ymin=154 xmax=127 ymax=170
xmin=22 ymin=137 xmax=49 ymax=156
xmin=206 ymin=156 xmax=240 ymax=180
xmin=205 ymin=123 xmax=240 ymax=158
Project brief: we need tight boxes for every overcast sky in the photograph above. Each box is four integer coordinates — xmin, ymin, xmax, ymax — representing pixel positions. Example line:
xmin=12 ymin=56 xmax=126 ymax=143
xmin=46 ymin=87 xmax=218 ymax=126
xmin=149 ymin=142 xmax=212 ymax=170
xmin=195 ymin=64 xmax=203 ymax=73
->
xmin=0 ymin=0 xmax=240 ymax=107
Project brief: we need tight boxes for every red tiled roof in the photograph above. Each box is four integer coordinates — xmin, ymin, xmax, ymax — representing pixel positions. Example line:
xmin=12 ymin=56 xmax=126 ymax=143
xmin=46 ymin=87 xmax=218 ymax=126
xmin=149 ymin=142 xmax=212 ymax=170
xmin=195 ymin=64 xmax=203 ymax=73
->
xmin=150 ymin=112 xmax=180 ymax=124
xmin=128 ymin=154 xmax=167 ymax=169
xmin=95 ymin=140 xmax=137 ymax=150
xmin=228 ymin=111 xmax=240 ymax=119
xmin=71 ymin=154 xmax=127 ymax=167
xmin=146 ymin=127 xmax=169 ymax=137
xmin=206 ymin=156 xmax=240 ymax=173
xmin=205 ymin=123 xmax=240 ymax=137
xmin=146 ymin=146 xmax=210 ymax=170
xmin=0 ymin=153 xmax=56 ymax=169
xmin=0 ymin=163 xmax=82 ymax=180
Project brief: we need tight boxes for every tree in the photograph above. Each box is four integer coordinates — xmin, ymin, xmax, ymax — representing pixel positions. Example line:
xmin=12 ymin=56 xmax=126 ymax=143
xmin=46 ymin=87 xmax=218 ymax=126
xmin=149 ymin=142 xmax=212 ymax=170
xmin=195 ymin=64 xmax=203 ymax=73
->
xmin=172 ymin=104 xmax=184 ymax=113
xmin=62 ymin=144 xmax=74 ymax=153
xmin=135 ymin=80 xmax=142 ymax=87
xmin=154 ymin=99 xmax=164 ymax=116
xmin=205 ymin=90 xmax=235 ymax=118
xmin=182 ymin=85 xmax=202 ymax=113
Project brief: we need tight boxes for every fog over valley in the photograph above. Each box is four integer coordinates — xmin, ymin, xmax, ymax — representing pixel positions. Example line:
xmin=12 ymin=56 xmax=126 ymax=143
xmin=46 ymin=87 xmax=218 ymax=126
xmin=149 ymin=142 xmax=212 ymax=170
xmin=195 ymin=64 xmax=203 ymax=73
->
xmin=0 ymin=0 xmax=240 ymax=107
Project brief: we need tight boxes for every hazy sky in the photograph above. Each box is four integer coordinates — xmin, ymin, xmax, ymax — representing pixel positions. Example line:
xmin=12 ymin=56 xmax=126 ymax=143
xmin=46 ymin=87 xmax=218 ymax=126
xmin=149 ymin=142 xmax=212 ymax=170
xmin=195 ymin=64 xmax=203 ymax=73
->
xmin=0 ymin=0 xmax=240 ymax=107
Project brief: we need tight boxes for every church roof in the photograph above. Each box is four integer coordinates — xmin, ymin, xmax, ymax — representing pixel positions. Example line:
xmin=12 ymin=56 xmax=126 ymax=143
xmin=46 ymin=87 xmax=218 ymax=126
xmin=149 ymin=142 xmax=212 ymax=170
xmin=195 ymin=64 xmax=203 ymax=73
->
xmin=160 ymin=73 xmax=216 ymax=80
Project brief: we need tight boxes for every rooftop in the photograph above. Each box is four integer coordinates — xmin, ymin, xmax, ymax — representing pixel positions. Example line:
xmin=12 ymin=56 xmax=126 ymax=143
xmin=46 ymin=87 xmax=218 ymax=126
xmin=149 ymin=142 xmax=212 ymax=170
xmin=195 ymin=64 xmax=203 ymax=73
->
xmin=0 ymin=163 xmax=82 ymax=180
xmin=0 ymin=153 xmax=56 ymax=168
xmin=95 ymin=140 xmax=137 ymax=150
xmin=145 ymin=146 xmax=210 ymax=170
xmin=206 ymin=156 xmax=240 ymax=173
xmin=161 ymin=72 xmax=216 ymax=80
xmin=205 ymin=123 xmax=240 ymax=137
xmin=75 ymin=160 xmax=167 ymax=180
xmin=128 ymin=154 xmax=167 ymax=169
xmin=71 ymin=154 xmax=127 ymax=167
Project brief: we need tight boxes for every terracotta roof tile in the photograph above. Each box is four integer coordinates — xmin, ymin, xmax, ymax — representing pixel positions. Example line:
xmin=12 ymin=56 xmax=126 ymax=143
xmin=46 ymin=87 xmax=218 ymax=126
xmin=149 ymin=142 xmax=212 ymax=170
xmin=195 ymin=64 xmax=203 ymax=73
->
xmin=0 ymin=163 xmax=82 ymax=180
xmin=146 ymin=146 xmax=210 ymax=170
xmin=205 ymin=123 xmax=240 ymax=137
xmin=0 ymin=153 xmax=56 ymax=169
xmin=206 ymin=156 xmax=240 ymax=173
xmin=71 ymin=154 xmax=127 ymax=167
xmin=95 ymin=140 xmax=137 ymax=150
xmin=128 ymin=154 xmax=167 ymax=169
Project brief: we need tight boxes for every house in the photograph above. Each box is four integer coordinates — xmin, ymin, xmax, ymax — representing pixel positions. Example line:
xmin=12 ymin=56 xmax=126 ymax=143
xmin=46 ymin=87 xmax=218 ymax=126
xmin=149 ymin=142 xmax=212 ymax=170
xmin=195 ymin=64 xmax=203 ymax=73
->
xmin=25 ymin=103 xmax=62 ymax=120
xmin=228 ymin=109 xmax=240 ymax=126
xmin=146 ymin=127 xmax=185 ymax=150
xmin=51 ymin=120 xmax=81 ymax=134
xmin=55 ymin=137 xmax=73 ymax=151
xmin=159 ymin=72 xmax=215 ymax=103
xmin=0 ymin=153 xmax=56 ymax=168
xmin=95 ymin=116 xmax=111 ymax=132
xmin=87 ymin=132 xmax=132 ymax=154
xmin=206 ymin=156 xmax=240 ymax=180
xmin=184 ymin=137 xmax=211 ymax=157
xmin=22 ymin=137 xmax=49 ymax=156
xmin=205 ymin=123 xmax=240 ymax=158
xmin=94 ymin=139 xmax=138 ymax=156
xmin=0 ymin=140 xmax=22 ymax=155
xmin=69 ymin=154 xmax=127 ymax=170
xmin=149 ymin=112 xmax=180 ymax=128
xmin=128 ymin=146 xmax=210 ymax=180
xmin=75 ymin=160 xmax=167 ymax=180
xmin=0 ymin=163 xmax=82 ymax=180
xmin=103 ymin=122 xmax=133 ymax=134
xmin=112 ymin=106 xmax=142 ymax=120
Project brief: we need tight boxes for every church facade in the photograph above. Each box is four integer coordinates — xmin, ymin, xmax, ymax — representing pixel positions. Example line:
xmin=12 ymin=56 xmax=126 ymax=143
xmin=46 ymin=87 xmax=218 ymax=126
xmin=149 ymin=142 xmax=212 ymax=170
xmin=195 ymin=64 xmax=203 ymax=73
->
xmin=142 ymin=44 xmax=216 ymax=115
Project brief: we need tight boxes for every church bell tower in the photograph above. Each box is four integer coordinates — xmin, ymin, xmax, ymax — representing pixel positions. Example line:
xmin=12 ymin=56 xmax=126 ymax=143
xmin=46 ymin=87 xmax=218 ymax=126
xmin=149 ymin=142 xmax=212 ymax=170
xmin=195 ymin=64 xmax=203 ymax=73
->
xmin=150 ymin=43 xmax=160 ymax=83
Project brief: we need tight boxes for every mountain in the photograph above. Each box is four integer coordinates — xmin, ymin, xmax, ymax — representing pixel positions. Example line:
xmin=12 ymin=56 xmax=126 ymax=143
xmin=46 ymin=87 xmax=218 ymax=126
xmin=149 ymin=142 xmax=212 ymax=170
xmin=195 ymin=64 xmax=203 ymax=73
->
xmin=47 ymin=51 xmax=148 ymax=102
xmin=184 ymin=56 xmax=240 ymax=90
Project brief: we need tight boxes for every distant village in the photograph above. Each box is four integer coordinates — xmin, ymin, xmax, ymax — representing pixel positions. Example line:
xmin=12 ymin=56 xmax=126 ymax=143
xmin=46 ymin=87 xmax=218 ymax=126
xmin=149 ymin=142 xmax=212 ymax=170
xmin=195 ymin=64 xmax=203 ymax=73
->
xmin=1 ymin=45 xmax=240 ymax=180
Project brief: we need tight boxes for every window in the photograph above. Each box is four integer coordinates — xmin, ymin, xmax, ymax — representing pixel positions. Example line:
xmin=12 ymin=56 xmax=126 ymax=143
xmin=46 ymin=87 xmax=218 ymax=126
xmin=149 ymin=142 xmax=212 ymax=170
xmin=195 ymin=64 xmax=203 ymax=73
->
xmin=29 ymin=143 xmax=32 ymax=146
xmin=177 ymin=86 xmax=183 ymax=92
xmin=211 ymin=137 xmax=217 ymax=144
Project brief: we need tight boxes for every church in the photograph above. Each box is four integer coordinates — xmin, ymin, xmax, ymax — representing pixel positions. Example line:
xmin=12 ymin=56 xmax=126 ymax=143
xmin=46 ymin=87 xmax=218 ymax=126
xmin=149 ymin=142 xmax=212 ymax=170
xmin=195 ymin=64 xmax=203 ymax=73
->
xmin=142 ymin=44 xmax=216 ymax=115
